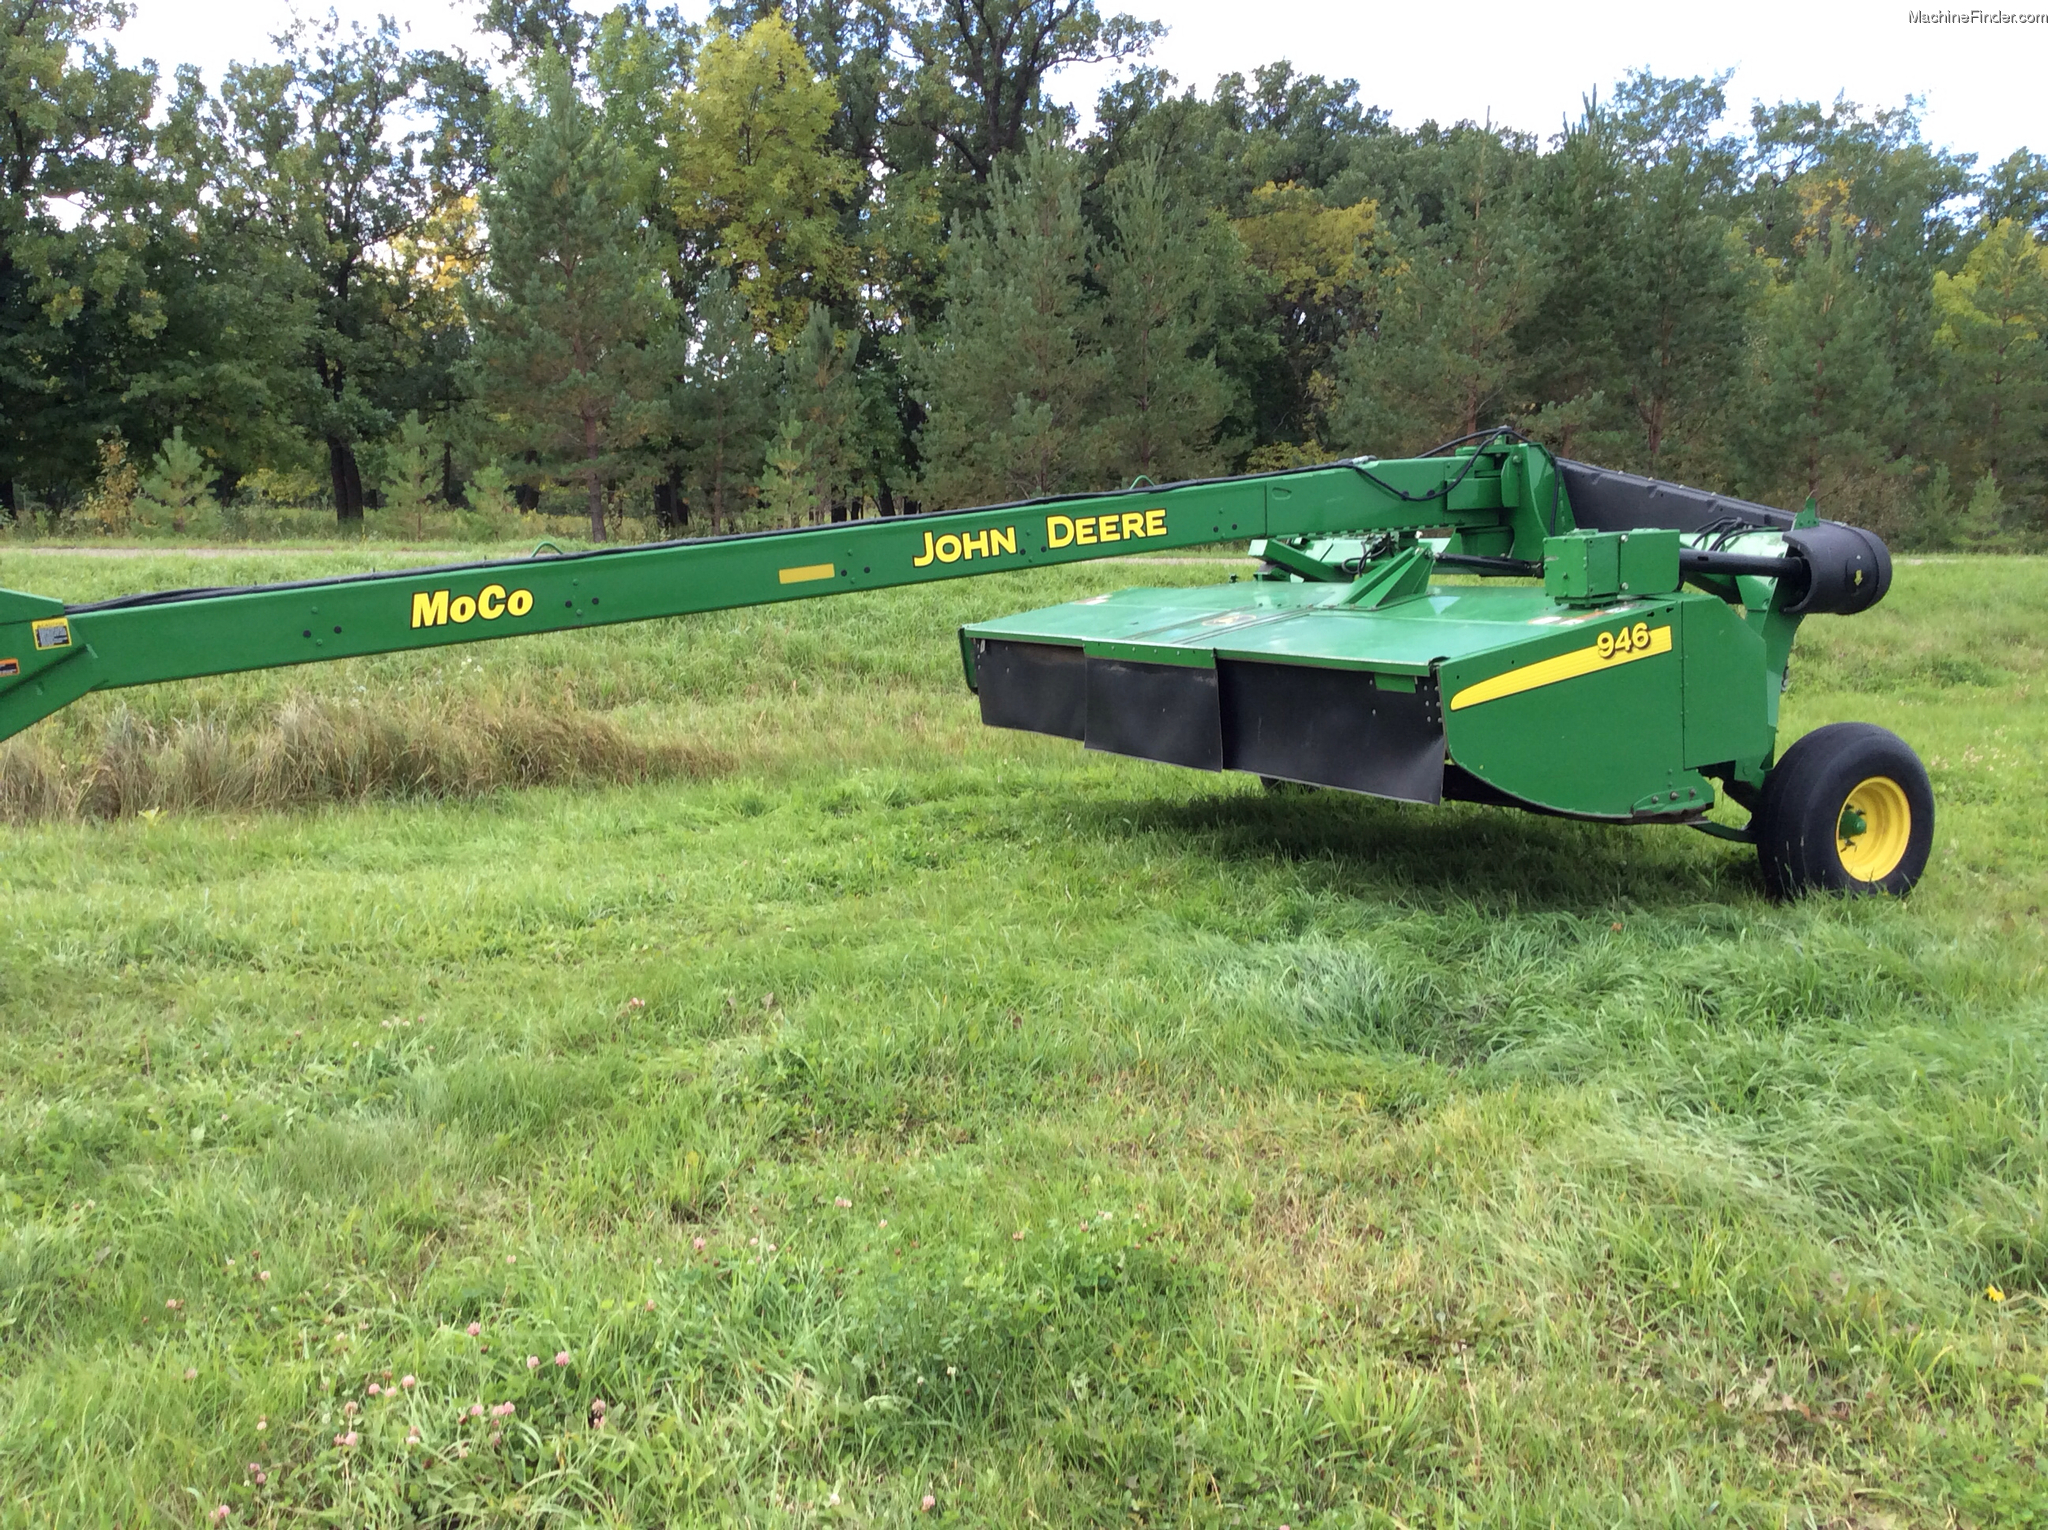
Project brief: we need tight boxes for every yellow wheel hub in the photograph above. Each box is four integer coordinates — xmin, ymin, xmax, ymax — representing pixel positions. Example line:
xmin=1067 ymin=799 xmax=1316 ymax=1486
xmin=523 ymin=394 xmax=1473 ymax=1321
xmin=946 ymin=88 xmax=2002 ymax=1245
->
xmin=1837 ymin=776 xmax=1911 ymax=882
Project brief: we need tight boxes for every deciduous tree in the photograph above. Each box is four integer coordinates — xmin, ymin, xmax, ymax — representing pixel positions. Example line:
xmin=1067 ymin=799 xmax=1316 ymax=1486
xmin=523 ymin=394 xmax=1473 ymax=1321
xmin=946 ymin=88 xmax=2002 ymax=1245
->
xmin=669 ymin=14 xmax=853 ymax=345
xmin=0 ymin=0 xmax=158 ymax=511
xmin=211 ymin=15 xmax=488 ymax=523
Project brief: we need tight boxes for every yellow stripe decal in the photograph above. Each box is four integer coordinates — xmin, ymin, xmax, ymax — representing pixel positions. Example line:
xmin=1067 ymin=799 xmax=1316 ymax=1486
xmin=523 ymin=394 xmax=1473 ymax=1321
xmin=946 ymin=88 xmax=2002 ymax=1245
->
xmin=1449 ymin=624 xmax=1672 ymax=711
xmin=777 ymin=562 xmax=837 ymax=585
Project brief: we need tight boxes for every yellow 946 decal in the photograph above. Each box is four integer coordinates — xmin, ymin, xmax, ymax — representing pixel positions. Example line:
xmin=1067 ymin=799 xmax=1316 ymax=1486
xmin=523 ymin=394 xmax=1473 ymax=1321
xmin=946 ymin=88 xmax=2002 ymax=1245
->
xmin=1595 ymin=621 xmax=1655 ymax=660
xmin=1450 ymin=621 xmax=1673 ymax=712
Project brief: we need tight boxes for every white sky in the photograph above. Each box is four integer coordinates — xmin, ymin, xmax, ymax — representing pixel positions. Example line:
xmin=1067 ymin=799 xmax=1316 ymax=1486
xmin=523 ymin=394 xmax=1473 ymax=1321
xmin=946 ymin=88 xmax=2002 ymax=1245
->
xmin=102 ymin=0 xmax=2045 ymax=169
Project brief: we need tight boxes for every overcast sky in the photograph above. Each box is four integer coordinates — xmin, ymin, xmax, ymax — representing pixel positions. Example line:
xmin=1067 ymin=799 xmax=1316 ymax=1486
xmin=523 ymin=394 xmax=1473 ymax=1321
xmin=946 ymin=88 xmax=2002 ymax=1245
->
xmin=103 ymin=0 xmax=2045 ymax=169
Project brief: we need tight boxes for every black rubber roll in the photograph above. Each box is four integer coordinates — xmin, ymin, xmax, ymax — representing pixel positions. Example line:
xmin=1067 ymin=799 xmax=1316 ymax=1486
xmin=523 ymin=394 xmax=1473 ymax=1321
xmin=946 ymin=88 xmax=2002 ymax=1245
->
xmin=1783 ymin=521 xmax=1892 ymax=616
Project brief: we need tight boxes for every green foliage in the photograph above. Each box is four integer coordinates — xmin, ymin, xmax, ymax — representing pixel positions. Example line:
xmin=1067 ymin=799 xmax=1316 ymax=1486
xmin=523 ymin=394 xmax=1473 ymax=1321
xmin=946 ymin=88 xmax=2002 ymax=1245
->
xmin=1522 ymin=73 xmax=1753 ymax=478
xmin=3 ymin=9 xmax=2045 ymax=550
xmin=1918 ymin=462 xmax=1959 ymax=549
xmin=1959 ymin=471 xmax=2014 ymax=551
xmin=756 ymin=415 xmax=814 ymax=525
xmin=668 ymin=15 xmax=854 ymax=345
xmin=0 ymin=547 xmax=2045 ymax=1520
xmin=133 ymin=429 xmax=218 ymax=533
xmin=475 ymin=53 xmax=682 ymax=543
xmin=900 ymin=0 xmax=1159 ymax=194
xmin=920 ymin=139 xmax=1105 ymax=506
xmin=676 ymin=274 xmax=777 ymax=534
xmin=378 ymin=412 xmax=441 ymax=534
xmin=1331 ymin=131 xmax=1551 ymax=452
xmin=1740 ymin=241 xmax=1898 ymax=505
xmin=1095 ymin=152 xmax=1231 ymax=483
xmin=80 ymin=437 xmax=139 ymax=535
xmin=1228 ymin=182 xmax=1378 ymax=448
xmin=205 ymin=15 xmax=488 ymax=523
xmin=778 ymin=304 xmax=865 ymax=520
xmin=464 ymin=461 xmax=517 ymax=518
xmin=1935 ymin=220 xmax=2048 ymax=510
xmin=0 ymin=0 xmax=160 ymax=504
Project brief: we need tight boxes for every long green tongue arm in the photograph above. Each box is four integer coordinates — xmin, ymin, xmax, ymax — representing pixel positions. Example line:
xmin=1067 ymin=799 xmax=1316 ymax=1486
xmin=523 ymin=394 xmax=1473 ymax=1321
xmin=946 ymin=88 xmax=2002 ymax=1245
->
xmin=0 ymin=441 xmax=1874 ymax=752
xmin=0 ymin=450 xmax=1547 ymax=743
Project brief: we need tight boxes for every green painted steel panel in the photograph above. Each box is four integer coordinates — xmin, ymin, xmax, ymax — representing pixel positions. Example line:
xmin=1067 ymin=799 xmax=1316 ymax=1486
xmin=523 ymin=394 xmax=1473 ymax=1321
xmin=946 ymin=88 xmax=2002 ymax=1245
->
xmin=1437 ymin=597 xmax=1703 ymax=817
xmin=1679 ymin=598 xmax=1775 ymax=771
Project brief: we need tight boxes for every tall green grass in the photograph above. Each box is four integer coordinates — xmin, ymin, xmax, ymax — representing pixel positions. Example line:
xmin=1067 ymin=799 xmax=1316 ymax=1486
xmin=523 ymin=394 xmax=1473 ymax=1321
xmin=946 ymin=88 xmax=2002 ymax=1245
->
xmin=0 ymin=551 xmax=2042 ymax=1525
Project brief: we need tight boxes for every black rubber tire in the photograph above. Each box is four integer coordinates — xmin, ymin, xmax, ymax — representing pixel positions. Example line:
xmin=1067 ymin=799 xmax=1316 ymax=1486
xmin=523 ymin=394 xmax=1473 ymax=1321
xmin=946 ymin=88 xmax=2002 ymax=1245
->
xmin=1755 ymin=722 xmax=1933 ymax=898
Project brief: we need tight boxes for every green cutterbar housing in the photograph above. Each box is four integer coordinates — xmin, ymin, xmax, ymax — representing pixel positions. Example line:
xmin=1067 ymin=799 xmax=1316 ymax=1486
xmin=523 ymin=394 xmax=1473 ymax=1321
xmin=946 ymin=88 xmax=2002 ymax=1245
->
xmin=0 ymin=436 xmax=1921 ymax=894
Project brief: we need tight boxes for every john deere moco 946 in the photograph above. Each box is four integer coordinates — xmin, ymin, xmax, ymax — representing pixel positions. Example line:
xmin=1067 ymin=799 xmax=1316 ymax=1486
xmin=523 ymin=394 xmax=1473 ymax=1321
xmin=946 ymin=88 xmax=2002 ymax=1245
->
xmin=0 ymin=432 xmax=1928 ymax=896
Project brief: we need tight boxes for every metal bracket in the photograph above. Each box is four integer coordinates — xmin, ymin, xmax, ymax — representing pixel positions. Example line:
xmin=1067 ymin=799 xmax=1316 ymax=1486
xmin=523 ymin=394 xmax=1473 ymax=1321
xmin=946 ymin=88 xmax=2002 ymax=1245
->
xmin=1257 ymin=538 xmax=1350 ymax=582
xmin=1337 ymin=546 xmax=1435 ymax=609
xmin=1687 ymin=819 xmax=1756 ymax=845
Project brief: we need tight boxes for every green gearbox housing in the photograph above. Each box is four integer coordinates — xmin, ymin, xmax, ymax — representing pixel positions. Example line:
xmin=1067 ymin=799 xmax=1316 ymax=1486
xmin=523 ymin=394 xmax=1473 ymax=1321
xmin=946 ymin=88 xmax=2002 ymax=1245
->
xmin=0 ymin=434 xmax=1928 ymax=896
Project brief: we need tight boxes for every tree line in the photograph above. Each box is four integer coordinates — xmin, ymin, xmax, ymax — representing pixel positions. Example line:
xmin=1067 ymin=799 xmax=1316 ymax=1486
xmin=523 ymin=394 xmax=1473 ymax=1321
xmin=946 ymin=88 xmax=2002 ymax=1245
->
xmin=5 ymin=0 xmax=2046 ymax=548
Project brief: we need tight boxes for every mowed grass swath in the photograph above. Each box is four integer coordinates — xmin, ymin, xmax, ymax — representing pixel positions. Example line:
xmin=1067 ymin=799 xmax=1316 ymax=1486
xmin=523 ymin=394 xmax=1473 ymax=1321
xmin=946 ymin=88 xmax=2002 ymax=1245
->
xmin=0 ymin=543 xmax=2042 ymax=1524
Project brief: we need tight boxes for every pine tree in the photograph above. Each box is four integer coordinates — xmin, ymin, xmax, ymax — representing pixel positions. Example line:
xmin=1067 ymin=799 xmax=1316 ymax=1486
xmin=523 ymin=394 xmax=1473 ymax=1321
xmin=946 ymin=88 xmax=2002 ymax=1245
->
xmin=476 ymin=54 xmax=681 ymax=542
xmin=920 ymin=140 xmax=1104 ymax=506
xmin=1095 ymin=153 xmax=1230 ymax=485
xmin=783 ymin=304 xmax=864 ymax=520
xmin=1958 ymin=471 xmax=2012 ymax=551
xmin=1331 ymin=132 xmax=1552 ymax=453
xmin=1934 ymin=220 xmax=2048 ymax=516
xmin=757 ymin=417 xmax=814 ymax=527
xmin=134 ymin=429 xmax=220 ymax=533
xmin=1524 ymin=73 xmax=1752 ymax=478
xmin=1739 ymin=240 xmax=1896 ymax=507
xmin=465 ymin=462 xmax=518 ymax=518
xmin=1918 ymin=463 xmax=1957 ymax=550
xmin=381 ymin=412 xmax=440 ymax=536
xmin=676 ymin=274 xmax=777 ymax=534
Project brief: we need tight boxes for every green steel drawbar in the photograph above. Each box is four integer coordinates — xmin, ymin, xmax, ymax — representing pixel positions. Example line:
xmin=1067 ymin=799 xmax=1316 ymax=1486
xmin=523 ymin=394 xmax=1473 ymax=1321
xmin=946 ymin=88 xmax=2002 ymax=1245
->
xmin=0 ymin=433 xmax=1930 ymax=897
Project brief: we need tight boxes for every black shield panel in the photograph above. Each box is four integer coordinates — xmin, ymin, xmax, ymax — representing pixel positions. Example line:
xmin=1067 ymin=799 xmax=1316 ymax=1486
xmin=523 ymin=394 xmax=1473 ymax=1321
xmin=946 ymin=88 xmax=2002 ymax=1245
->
xmin=1218 ymin=660 xmax=1444 ymax=803
xmin=975 ymin=639 xmax=1087 ymax=740
xmin=1085 ymin=658 xmax=1224 ymax=771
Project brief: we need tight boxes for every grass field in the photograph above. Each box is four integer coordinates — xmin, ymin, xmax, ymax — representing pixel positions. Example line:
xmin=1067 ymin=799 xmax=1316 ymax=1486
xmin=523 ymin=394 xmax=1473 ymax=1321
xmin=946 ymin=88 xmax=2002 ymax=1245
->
xmin=0 ymin=548 xmax=2043 ymax=1527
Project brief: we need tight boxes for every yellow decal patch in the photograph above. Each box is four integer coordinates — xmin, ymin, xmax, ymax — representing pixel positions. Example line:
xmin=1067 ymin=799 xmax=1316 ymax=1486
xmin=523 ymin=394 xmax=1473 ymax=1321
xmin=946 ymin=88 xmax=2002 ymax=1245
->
xmin=778 ymin=562 xmax=838 ymax=584
xmin=911 ymin=526 xmax=1017 ymax=568
xmin=1045 ymin=508 xmax=1167 ymax=550
xmin=0 ymin=657 xmax=18 ymax=676
xmin=410 ymin=584 xmax=535 ymax=629
xmin=31 ymin=618 xmax=71 ymax=650
xmin=1449 ymin=621 xmax=1671 ymax=711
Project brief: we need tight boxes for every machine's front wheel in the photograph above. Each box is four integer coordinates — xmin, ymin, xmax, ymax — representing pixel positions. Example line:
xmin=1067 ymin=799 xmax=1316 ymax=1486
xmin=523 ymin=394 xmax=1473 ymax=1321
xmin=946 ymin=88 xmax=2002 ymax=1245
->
xmin=1755 ymin=723 xmax=1933 ymax=898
